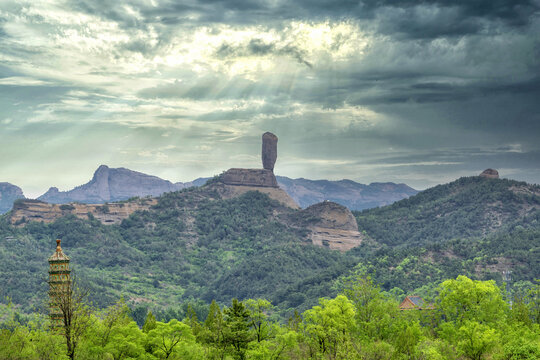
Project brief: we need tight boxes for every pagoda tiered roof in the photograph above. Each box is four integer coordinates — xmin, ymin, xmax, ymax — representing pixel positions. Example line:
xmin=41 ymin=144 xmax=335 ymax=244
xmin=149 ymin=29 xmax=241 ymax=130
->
xmin=48 ymin=239 xmax=70 ymax=262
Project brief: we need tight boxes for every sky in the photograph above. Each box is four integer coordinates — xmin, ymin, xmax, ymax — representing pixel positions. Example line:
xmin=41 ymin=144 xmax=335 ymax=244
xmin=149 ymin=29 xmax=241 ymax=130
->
xmin=0 ymin=0 xmax=539 ymax=198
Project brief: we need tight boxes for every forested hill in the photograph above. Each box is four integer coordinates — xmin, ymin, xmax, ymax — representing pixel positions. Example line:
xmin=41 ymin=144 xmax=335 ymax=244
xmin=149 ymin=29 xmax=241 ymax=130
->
xmin=1 ymin=175 xmax=539 ymax=319
xmin=0 ymin=188 xmax=350 ymax=313
xmin=354 ymin=176 xmax=540 ymax=246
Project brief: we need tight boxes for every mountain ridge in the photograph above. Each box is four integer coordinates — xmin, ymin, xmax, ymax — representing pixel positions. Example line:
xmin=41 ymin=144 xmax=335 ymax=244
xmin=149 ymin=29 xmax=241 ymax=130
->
xmin=1 ymin=166 xmax=418 ymax=213
xmin=354 ymin=175 xmax=540 ymax=247
xmin=35 ymin=165 xmax=417 ymax=209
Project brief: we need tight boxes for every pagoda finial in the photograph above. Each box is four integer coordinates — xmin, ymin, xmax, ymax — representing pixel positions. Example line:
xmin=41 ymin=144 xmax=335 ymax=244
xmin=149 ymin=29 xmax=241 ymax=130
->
xmin=56 ymin=239 xmax=62 ymax=251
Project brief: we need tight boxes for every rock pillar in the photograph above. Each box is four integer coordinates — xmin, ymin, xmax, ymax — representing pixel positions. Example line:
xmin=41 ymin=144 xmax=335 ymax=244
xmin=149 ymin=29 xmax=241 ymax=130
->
xmin=262 ymin=132 xmax=278 ymax=171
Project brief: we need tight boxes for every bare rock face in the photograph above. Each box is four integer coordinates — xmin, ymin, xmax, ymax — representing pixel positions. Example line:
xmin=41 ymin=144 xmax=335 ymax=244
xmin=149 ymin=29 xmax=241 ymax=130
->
xmin=301 ymin=201 xmax=359 ymax=231
xmin=262 ymin=132 xmax=278 ymax=171
xmin=220 ymin=168 xmax=278 ymax=188
xmin=10 ymin=198 xmax=157 ymax=225
xmin=295 ymin=201 xmax=364 ymax=251
xmin=480 ymin=169 xmax=499 ymax=179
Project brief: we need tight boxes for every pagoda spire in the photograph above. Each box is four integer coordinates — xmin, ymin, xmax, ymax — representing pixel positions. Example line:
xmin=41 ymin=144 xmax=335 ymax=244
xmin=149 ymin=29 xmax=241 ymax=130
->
xmin=48 ymin=239 xmax=71 ymax=328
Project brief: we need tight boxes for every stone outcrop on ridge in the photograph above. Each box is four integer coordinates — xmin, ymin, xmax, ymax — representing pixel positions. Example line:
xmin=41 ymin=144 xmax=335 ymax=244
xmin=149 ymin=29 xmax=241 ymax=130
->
xmin=291 ymin=201 xmax=364 ymax=251
xmin=480 ymin=168 xmax=499 ymax=179
xmin=10 ymin=198 xmax=157 ymax=225
xmin=215 ymin=132 xmax=300 ymax=208
xmin=220 ymin=168 xmax=279 ymax=188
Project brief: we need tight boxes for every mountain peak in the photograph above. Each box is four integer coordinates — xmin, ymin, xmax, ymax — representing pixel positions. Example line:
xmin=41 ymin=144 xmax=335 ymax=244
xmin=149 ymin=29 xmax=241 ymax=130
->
xmin=38 ymin=165 xmax=183 ymax=204
xmin=0 ymin=182 xmax=25 ymax=214
xmin=95 ymin=164 xmax=110 ymax=173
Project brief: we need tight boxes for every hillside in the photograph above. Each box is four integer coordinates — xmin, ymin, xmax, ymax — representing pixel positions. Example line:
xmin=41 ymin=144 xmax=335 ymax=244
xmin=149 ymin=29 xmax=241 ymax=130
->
xmin=0 ymin=182 xmax=24 ymax=214
xmin=0 ymin=185 xmax=358 ymax=313
xmin=1 ymin=173 xmax=539 ymax=316
xmin=354 ymin=176 xmax=540 ymax=246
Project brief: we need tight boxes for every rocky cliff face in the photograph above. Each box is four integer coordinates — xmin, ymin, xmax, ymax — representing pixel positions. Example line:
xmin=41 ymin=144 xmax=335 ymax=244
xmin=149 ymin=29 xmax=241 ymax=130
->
xmin=286 ymin=201 xmax=365 ymax=251
xmin=220 ymin=168 xmax=279 ymax=188
xmin=0 ymin=182 xmax=25 ymax=214
xmin=38 ymin=165 xmax=184 ymax=204
xmin=10 ymin=198 xmax=156 ymax=225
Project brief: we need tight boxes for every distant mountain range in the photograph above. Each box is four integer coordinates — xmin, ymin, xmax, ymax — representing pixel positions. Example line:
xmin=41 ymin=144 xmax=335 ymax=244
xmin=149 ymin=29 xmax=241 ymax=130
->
xmin=276 ymin=176 xmax=417 ymax=210
xmin=38 ymin=165 xmax=188 ymax=204
xmin=0 ymin=165 xmax=417 ymax=213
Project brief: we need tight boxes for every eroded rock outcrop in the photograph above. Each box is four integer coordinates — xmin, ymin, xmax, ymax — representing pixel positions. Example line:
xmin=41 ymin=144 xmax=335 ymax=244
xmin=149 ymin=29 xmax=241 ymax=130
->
xmin=480 ymin=168 xmax=499 ymax=179
xmin=216 ymin=132 xmax=299 ymax=208
xmin=10 ymin=198 xmax=156 ymax=225
xmin=292 ymin=201 xmax=364 ymax=251
xmin=221 ymin=168 xmax=278 ymax=188
xmin=262 ymin=132 xmax=278 ymax=171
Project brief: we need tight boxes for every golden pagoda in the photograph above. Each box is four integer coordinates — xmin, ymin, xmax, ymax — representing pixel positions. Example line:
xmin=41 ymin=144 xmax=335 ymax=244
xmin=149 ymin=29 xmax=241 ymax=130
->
xmin=48 ymin=239 xmax=71 ymax=327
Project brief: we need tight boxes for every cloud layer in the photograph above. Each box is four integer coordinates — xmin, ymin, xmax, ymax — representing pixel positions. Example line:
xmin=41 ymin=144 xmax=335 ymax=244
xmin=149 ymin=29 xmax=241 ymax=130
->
xmin=1 ymin=0 xmax=539 ymax=196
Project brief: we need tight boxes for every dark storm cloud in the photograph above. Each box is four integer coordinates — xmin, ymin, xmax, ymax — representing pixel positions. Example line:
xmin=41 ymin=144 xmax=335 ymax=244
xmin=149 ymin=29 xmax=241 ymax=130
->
xmin=65 ymin=0 xmax=540 ymax=37
xmin=2 ymin=0 xmax=540 ymax=190
xmin=216 ymin=39 xmax=313 ymax=67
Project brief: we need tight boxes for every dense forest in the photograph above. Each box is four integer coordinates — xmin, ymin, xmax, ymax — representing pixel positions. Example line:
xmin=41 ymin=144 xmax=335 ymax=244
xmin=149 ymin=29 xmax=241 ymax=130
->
xmin=1 ymin=275 xmax=539 ymax=359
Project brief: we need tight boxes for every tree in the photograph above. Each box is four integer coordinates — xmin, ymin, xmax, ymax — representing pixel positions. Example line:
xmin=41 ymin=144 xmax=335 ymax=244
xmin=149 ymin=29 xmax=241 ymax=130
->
xmin=437 ymin=276 xmax=506 ymax=360
xmin=98 ymin=299 xmax=132 ymax=347
xmin=302 ymin=295 xmax=356 ymax=359
xmin=143 ymin=311 xmax=157 ymax=334
xmin=48 ymin=275 xmax=93 ymax=360
xmin=147 ymin=319 xmax=194 ymax=359
xmin=103 ymin=322 xmax=146 ymax=360
xmin=456 ymin=321 xmax=497 ymax=360
xmin=184 ymin=304 xmax=202 ymax=338
xmin=223 ymin=299 xmax=252 ymax=360
xmin=341 ymin=272 xmax=397 ymax=340
xmin=438 ymin=276 xmax=507 ymax=327
xmin=199 ymin=300 xmax=226 ymax=359
xmin=245 ymin=299 xmax=272 ymax=343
